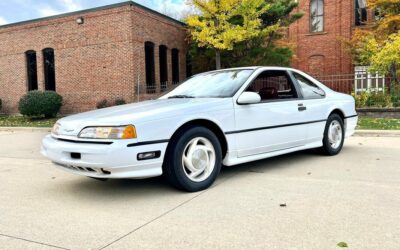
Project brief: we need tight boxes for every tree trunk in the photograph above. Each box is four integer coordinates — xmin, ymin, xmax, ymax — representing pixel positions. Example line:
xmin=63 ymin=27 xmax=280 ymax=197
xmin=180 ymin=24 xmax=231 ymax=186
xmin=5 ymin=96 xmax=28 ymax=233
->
xmin=215 ymin=50 xmax=221 ymax=70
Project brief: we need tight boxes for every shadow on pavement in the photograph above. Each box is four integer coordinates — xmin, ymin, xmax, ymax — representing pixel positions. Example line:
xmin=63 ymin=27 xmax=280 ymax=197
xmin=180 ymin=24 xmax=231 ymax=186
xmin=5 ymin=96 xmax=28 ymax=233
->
xmin=53 ymin=148 xmax=336 ymax=199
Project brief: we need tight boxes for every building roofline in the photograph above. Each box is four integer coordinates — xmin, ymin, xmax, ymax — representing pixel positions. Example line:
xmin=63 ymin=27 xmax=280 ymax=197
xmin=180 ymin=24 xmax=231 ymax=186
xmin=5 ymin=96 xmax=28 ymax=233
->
xmin=0 ymin=1 xmax=185 ymax=30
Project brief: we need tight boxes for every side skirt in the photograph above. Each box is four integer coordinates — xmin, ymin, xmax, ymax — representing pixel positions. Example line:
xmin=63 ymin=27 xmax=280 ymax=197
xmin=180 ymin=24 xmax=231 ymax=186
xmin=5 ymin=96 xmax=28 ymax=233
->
xmin=222 ymin=141 xmax=322 ymax=166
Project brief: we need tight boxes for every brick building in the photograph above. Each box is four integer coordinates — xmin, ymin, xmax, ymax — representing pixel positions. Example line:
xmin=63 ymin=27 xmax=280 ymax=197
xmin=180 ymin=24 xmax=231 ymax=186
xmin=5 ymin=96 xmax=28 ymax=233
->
xmin=288 ymin=0 xmax=379 ymax=92
xmin=0 ymin=0 xmax=381 ymax=114
xmin=0 ymin=1 xmax=187 ymax=114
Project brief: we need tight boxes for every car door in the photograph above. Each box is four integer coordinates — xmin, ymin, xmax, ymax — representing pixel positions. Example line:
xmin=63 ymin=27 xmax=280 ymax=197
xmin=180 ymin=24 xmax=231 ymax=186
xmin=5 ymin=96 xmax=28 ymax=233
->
xmin=233 ymin=70 xmax=309 ymax=158
xmin=290 ymin=71 xmax=329 ymax=144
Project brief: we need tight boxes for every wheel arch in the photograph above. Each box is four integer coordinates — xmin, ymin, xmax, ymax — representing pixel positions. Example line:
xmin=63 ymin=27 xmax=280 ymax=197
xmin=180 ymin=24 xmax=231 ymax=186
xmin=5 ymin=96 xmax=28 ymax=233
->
xmin=167 ymin=119 xmax=228 ymax=159
xmin=329 ymin=108 xmax=345 ymax=121
xmin=328 ymin=108 xmax=346 ymax=129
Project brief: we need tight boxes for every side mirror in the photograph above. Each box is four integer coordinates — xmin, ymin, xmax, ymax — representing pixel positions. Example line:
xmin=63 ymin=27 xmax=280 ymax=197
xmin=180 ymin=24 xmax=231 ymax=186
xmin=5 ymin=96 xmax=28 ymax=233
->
xmin=237 ymin=92 xmax=261 ymax=105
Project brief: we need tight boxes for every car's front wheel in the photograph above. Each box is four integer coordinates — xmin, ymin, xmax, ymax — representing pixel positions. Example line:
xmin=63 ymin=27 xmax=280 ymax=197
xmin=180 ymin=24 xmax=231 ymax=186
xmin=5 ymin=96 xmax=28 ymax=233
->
xmin=163 ymin=126 xmax=222 ymax=192
xmin=321 ymin=114 xmax=345 ymax=155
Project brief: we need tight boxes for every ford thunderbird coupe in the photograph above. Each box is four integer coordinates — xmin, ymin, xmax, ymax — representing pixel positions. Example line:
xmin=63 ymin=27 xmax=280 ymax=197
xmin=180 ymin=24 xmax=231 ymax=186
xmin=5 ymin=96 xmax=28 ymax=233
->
xmin=41 ymin=67 xmax=358 ymax=192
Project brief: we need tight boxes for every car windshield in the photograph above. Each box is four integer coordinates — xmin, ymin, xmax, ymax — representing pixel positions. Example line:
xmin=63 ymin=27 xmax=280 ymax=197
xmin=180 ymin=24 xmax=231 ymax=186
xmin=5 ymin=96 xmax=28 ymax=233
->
xmin=162 ymin=69 xmax=254 ymax=98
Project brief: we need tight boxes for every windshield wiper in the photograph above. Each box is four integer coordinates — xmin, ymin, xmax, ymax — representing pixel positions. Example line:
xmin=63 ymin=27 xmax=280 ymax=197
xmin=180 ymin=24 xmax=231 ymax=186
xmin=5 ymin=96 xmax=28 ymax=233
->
xmin=168 ymin=95 xmax=195 ymax=99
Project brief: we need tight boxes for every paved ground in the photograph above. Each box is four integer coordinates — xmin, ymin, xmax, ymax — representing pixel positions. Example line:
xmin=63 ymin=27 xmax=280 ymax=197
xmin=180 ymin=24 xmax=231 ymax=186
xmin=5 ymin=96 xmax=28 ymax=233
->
xmin=0 ymin=131 xmax=399 ymax=250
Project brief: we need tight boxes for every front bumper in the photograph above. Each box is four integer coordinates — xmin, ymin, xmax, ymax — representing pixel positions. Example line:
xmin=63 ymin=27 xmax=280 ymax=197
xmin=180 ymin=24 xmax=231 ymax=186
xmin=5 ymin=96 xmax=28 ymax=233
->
xmin=41 ymin=135 xmax=168 ymax=179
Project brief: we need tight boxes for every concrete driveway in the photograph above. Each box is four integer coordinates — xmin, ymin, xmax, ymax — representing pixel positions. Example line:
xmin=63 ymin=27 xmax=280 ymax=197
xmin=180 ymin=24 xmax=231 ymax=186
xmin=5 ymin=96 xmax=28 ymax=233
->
xmin=0 ymin=130 xmax=399 ymax=249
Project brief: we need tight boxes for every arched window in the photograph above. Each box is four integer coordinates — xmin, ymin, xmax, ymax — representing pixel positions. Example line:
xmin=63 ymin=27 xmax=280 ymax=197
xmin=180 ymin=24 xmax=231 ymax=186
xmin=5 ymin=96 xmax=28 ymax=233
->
xmin=171 ymin=48 xmax=179 ymax=84
xmin=144 ymin=41 xmax=155 ymax=93
xmin=43 ymin=48 xmax=56 ymax=91
xmin=310 ymin=0 xmax=324 ymax=32
xmin=159 ymin=45 xmax=168 ymax=91
xmin=25 ymin=50 xmax=38 ymax=91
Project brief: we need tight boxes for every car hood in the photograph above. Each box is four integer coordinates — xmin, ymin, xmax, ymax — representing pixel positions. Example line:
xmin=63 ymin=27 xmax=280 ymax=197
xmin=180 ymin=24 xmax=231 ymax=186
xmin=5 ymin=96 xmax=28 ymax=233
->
xmin=56 ymin=98 xmax=232 ymax=135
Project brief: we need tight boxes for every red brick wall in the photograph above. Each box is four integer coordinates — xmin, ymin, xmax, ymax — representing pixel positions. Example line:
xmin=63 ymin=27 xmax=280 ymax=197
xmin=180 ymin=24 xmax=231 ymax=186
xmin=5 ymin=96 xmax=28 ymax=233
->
xmin=130 ymin=5 xmax=187 ymax=100
xmin=288 ymin=0 xmax=354 ymax=76
xmin=0 ymin=3 xmax=187 ymax=114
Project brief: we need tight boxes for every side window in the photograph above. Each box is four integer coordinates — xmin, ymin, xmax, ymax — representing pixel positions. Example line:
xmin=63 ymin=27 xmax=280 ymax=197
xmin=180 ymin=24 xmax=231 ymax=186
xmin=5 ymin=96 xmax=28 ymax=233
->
xmin=292 ymin=72 xmax=325 ymax=99
xmin=246 ymin=70 xmax=298 ymax=101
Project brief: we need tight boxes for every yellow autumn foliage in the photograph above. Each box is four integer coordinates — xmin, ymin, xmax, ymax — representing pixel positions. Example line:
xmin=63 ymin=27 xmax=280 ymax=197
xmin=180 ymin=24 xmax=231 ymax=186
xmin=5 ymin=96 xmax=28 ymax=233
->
xmin=348 ymin=0 xmax=400 ymax=78
xmin=186 ymin=0 xmax=278 ymax=51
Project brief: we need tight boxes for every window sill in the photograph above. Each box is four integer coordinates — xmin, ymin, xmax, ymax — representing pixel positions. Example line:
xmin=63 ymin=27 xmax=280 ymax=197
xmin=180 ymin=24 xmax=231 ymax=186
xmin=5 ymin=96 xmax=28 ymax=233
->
xmin=305 ymin=32 xmax=328 ymax=36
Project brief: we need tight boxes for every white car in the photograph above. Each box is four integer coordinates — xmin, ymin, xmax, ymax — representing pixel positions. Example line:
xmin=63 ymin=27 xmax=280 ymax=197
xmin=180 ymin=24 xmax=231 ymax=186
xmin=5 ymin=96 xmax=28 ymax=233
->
xmin=42 ymin=67 xmax=358 ymax=192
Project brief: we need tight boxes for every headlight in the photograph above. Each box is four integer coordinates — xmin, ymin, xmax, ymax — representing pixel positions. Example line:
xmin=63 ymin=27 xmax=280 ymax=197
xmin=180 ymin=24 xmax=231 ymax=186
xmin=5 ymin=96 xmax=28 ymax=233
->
xmin=78 ymin=125 xmax=137 ymax=139
xmin=52 ymin=123 xmax=60 ymax=135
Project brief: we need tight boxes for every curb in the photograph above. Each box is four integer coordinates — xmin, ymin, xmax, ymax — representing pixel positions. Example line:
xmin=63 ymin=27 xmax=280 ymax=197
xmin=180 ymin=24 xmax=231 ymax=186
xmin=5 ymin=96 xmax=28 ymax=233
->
xmin=0 ymin=127 xmax=51 ymax=133
xmin=354 ymin=130 xmax=400 ymax=137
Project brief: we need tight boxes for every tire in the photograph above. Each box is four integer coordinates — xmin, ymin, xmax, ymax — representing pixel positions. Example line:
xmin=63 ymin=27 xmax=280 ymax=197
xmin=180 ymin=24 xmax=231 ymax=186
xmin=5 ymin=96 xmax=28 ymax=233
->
xmin=320 ymin=113 xmax=345 ymax=156
xmin=163 ymin=126 xmax=222 ymax=192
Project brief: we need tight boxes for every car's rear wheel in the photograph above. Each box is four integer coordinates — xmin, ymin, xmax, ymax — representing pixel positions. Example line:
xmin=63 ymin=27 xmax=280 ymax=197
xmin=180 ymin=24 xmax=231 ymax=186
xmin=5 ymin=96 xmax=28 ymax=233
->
xmin=163 ymin=126 xmax=222 ymax=192
xmin=320 ymin=114 xmax=345 ymax=155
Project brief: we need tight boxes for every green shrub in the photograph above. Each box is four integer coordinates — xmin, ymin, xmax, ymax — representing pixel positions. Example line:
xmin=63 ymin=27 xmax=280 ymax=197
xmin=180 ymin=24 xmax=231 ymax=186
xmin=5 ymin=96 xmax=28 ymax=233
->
xmin=391 ymin=84 xmax=400 ymax=107
xmin=367 ymin=91 xmax=392 ymax=107
xmin=114 ymin=99 xmax=126 ymax=106
xmin=18 ymin=91 xmax=63 ymax=118
xmin=352 ymin=92 xmax=369 ymax=108
xmin=96 ymin=99 xmax=109 ymax=109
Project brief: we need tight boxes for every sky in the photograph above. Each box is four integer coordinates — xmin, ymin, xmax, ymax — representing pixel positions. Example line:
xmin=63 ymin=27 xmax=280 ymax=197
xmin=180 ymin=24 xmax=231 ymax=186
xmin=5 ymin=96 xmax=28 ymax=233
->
xmin=0 ymin=0 xmax=188 ymax=25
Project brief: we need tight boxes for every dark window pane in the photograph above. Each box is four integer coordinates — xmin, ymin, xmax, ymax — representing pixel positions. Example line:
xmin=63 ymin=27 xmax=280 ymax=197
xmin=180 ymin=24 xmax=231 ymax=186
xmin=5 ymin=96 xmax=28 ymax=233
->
xmin=355 ymin=0 xmax=368 ymax=26
xmin=43 ymin=48 xmax=56 ymax=91
xmin=25 ymin=50 xmax=38 ymax=91
xmin=186 ymin=52 xmax=192 ymax=78
xmin=171 ymin=48 xmax=179 ymax=84
xmin=159 ymin=45 xmax=168 ymax=91
xmin=144 ymin=41 xmax=155 ymax=93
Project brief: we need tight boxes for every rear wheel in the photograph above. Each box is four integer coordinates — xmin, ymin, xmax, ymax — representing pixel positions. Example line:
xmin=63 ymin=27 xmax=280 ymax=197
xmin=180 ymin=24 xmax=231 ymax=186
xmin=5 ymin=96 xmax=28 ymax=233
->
xmin=163 ymin=126 xmax=222 ymax=192
xmin=320 ymin=114 xmax=345 ymax=156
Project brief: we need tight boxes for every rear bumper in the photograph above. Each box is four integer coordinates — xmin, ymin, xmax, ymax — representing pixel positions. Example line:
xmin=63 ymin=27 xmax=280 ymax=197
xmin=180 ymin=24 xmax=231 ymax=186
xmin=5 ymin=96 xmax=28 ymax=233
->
xmin=41 ymin=135 xmax=168 ymax=179
xmin=345 ymin=115 xmax=358 ymax=137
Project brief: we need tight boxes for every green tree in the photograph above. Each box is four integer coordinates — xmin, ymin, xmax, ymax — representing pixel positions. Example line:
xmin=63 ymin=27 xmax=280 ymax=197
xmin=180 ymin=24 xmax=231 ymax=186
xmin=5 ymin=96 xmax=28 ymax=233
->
xmin=186 ymin=0 xmax=278 ymax=69
xmin=188 ymin=0 xmax=303 ymax=73
xmin=347 ymin=0 xmax=400 ymax=83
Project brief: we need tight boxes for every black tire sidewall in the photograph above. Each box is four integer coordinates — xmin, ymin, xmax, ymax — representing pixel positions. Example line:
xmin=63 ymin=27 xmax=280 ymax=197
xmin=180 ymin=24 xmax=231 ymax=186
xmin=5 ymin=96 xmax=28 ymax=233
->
xmin=322 ymin=114 xmax=345 ymax=155
xmin=167 ymin=126 xmax=222 ymax=192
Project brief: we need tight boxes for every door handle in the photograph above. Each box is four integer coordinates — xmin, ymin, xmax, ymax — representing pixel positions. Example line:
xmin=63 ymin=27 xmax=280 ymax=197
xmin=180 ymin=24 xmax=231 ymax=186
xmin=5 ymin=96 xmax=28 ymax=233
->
xmin=298 ymin=104 xmax=307 ymax=111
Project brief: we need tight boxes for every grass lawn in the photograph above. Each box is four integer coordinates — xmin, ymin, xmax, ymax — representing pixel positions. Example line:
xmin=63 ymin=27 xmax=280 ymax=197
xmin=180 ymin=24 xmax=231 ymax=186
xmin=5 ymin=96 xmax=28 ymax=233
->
xmin=357 ymin=117 xmax=400 ymax=130
xmin=0 ymin=116 xmax=58 ymax=128
xmin=0 ymin=116 xmax=399 ymax=130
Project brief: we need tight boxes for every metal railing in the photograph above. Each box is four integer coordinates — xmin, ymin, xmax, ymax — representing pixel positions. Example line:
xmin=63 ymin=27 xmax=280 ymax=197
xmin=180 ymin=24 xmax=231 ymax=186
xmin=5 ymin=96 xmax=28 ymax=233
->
xmin=135 ymin=81 xmax=181 ymax=102
xmin=313 ymin=74 xmax=391 ymax=94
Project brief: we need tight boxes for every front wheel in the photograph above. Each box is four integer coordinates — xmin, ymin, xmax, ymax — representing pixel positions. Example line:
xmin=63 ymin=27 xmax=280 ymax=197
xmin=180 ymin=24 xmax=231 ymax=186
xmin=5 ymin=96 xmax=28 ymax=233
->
xmin=320 ymin=114 xmax=345 ymax=156
xmin=163 ymin=126 xmax=222 ymax=192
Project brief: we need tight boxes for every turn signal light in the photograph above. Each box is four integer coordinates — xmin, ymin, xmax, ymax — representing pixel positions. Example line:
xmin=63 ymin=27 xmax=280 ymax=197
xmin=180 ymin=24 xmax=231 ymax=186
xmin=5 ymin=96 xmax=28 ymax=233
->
xmin=122 ymin=125 xmax=136 ymax=139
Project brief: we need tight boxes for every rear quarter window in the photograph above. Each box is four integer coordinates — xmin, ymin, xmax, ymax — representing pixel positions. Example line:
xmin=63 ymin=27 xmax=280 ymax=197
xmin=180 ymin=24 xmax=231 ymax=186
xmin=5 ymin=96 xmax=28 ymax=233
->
xmin=292 ymin=72 xmax=325 ymax=99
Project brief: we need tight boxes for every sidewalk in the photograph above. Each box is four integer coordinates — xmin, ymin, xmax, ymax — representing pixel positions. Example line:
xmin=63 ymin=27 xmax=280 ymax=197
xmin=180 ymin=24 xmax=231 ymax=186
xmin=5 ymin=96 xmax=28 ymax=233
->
xmin=0 ymin=127 xmax=51 ymax=133
xmin=1 ymin=133 xmax=400 ymax=249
